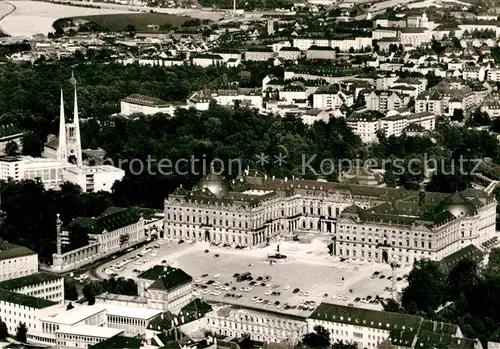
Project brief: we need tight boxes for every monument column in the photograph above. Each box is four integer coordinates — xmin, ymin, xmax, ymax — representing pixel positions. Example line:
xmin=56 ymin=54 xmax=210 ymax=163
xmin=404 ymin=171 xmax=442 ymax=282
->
xmin=52 ymin=214 xmax=65 ymax=271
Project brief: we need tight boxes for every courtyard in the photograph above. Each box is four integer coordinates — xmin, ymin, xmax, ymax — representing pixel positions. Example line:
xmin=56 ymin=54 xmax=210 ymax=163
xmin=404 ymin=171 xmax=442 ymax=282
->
xmin=96 ymin=233 xmax=411 ymax=317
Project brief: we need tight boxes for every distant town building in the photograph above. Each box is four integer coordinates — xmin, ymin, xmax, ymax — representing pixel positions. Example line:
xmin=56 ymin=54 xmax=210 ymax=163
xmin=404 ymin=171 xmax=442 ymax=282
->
xmin=120 ymin=94 xmax=186 ymax=117
xmin=0 ymin=124 xmax=23 ymax=156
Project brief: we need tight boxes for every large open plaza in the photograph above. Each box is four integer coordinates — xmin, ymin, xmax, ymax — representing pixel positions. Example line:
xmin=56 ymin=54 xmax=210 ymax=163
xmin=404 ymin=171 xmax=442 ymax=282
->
xmin=96 ymin=233 xmax=411 ymax=317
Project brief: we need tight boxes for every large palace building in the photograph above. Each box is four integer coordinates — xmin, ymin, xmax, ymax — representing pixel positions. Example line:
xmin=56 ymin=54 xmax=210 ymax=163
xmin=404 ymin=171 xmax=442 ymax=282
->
xmin=163 ymin=170 xmax=497 ymax=266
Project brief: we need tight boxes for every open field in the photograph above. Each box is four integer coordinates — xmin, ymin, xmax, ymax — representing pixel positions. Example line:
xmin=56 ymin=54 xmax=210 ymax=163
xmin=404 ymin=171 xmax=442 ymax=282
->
xmin=97 ymin=234 xmax=411 ymax=318
xmin=0 ymin=1 xmax=132 ymax=36
xmin=74 ymin=12 xmax=191 ymax=31
xmin=65 ymin=0 xmax=224 ymax=20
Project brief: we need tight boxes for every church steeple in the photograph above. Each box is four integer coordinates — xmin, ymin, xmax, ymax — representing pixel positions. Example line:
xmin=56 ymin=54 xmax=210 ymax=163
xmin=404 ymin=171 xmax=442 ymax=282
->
xmin=67 ymin=71 xmax=82 ymax=166
xmin=58 ymin=89 xmax=68 ymax=162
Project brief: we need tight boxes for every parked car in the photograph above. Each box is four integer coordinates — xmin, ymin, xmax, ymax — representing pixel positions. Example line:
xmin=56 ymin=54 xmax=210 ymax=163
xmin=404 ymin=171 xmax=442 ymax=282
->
xmin=293 ymin=288 xmax=300 ymax=294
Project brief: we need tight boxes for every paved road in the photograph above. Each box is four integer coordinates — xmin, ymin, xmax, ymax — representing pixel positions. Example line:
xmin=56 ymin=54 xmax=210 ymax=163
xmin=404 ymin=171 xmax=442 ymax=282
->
xmin=367 ymin=0 xmax=414 ymax=15
xmin=0 ymin=0 xmax=16 ymax=34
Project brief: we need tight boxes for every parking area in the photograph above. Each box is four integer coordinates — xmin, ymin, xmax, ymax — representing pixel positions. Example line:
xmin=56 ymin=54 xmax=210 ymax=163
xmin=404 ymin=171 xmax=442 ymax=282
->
xmin=97 ymin=234 xmax=410 ymax=317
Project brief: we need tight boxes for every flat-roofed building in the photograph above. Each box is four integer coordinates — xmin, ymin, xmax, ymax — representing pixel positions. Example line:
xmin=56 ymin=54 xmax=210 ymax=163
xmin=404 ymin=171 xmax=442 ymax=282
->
xmin=62 ymin=165 xmax=124 ymax=193
xmin=0 ymin=156 xmax=68 ymax=190
xmin=105 ymin=305 xmax=162 ymax=336
xmin=55 ymin=325 xmax=124 ymax=349
xmin=138 ymin=265 xmax=193 ymax=314
xmin=41 ymin=305 xmax=108 ymax=336
xmin=0 ymin=238 xmax=38 ymax=281
xmin=120 ymin=94 xmax=187 ymax=117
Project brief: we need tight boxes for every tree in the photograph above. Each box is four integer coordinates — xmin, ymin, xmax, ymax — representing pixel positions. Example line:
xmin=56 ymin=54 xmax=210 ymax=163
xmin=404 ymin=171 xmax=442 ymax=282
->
xmin=0 ymin=319 xmax=7 ymax=340
xmin=5 ymin=140 xmax=18 ymax=156
xmin=451 ymin=109 xmax=464 ymax=123
xmin=66 ymin=302 xmax=74 ymax=310
xmin=383 ymin=298 xmax=401 ymax=313
xmin=124 ymin=24 xmax=136 ymax=33
xmin=466 ymin=109 xmax=491 ymax=127
xmin=401 ymin=260 xmax=446 ymax=314
xmin=332 ymin=341 xmax=357 ymax=349
xmin=491 ymin=118 xmax=500 ymax=133
xmin=15 ymin=322 xmax=27 ymax=342
xmin=425 ymin=164 xmax=471 ymax=193
xmin=88 ymin=294 xmax=96 ymax=305
xmin=447 ymin=259 xmax=479 ymax=300
xmin=64 ymin=279 xmax=79 ymax=300
xmin=377 ymin=339 xmax=397 ymax=349
xmin=302 ymin=325 xmax=330 ymax=348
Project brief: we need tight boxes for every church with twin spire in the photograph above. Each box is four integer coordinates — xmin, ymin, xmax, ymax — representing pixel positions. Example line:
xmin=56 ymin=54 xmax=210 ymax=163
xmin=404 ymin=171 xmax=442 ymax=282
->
xmin=43 ymin=72 xmax=83 ymax=166
xmin=0 ymin=73 xmax=124 ymax=192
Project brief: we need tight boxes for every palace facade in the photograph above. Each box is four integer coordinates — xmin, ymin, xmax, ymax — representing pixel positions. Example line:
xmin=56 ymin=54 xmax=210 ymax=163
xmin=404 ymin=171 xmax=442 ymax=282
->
xmin=163 ymin=171 xmax=497 ymax=266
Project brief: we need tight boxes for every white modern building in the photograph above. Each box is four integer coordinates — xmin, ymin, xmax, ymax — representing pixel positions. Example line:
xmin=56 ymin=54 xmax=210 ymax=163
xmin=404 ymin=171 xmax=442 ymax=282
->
xmin=380 ymin=110 xmax=435 ymax=138
xmin=55 ymin=325 xmax=124 ymax=349
xmin=0 ymin=239 xmax=38 ymax=281
xmin=187 ymin=89 xmax=263 ymax=110
xmin=346 ymin=110 xmax=435 ymax=143
xmin=106 ymin=305 xmax=162 ymax=336
xmin=0 ymin=288 xmax=60 ymax=343
xmin=346 ymin=110 xmax=384 ymax=143
xmin=312 ymin=86 xmax=354 ymax=110
xmin=293 ymin=37 xmax=371 ymax=52
xmin=0 ymin=156 xmax=68 ymax=190
xmin=63 ymin=165 xmax=124 ymax=193
xmin=120 ymin=94 xmax=187 ymax=117
xmin=0 ymin=272 xmax=64 ymax=304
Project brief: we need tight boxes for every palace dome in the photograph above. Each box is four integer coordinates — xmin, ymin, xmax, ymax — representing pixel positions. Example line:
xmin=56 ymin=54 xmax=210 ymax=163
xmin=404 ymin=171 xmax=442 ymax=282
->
xmin=437 ymin=191 xmax=477 ymax=217
xmin=200 ymin=172 xmax=229 ymax=198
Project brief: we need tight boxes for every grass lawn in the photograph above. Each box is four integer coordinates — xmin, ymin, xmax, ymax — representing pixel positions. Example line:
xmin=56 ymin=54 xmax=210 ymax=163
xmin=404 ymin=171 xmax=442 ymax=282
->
xmin=74 ymin=13 xmax=192 ymax=31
